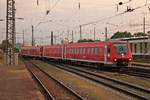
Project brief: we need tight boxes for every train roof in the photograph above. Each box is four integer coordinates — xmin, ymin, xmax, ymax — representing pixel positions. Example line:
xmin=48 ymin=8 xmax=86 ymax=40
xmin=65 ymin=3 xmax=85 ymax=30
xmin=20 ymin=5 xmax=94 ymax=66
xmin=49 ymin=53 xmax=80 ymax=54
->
xmin=21 ymin=46 xmax=41 ymax=49
xmin=65 ymin=41 xmax=128 ymax=47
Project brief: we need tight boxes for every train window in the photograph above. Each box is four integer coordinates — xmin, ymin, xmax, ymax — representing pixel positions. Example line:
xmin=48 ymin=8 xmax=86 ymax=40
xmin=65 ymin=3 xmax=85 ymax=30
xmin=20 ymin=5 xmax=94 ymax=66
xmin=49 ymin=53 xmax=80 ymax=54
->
xmin=70 ymin=48 xmax=72 ymax=54
xmin=68 ymin=48 xmax=70 ymax=53
xmin=78 ymin=48 xmax=80 ymax=54
xmin=68 ymin=48 xmax=69 ymax=53
xmin=87 ymin=48 xmax=89 ymax=54
xmin=93 ymin=48 xmax=96 ymax=54
xmin=80 ymin=48 xmax=82 ymax=54
xmin=70 ymin=48 xmax=71 ymax=54
xmin=73 ymin=48 xmax=75 ymax=54
xmin=88 ymin=48 xmax=90 ymax=54
xmin=92 ymin=48 xmax=94 ymax=54
xmin=95 ymin=48 xmax=97 ymax=54
xmin=79 ymin=48 xmax=81 ymax=54
xmin=83 ymin=48 xmax=86 ymax=54
xmin=114 ymin=43 xmax=128 ymax=56
xmin=90 ymin=48 xmax=92 ymax=54
xmin=74 ymin=48 xmax=76 ymax=54
xmin=77 ymin=48 xmax=79 ymax=54
xmin=71 ymin=48 xmax=72 ymax=54
xmin=72 ymin=48 xmax=74 ymax=54
xmin=69 ymin=48 xmax=71 ymax=54
xmin=89 ymin=48 xmax=91 ymax=54
xmin=71 ymin=48 xmax=73 ymax=54
xmin=76 ymin=48 xmax=78 ymax=54
xmin=81 ymin=48 xmax=82 ymax=54
xmin=85 ymin=48 xmax=87 ymax=54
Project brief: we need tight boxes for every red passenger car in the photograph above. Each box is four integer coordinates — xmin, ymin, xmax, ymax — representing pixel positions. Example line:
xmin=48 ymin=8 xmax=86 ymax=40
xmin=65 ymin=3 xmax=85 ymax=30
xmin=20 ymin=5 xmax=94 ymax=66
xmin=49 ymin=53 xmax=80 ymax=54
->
xmin=20 ymin=41 xmax=132 ymax=67
xmin=42 ymin=45 xmax=63 ymax=59
xmin=20 ymin=46 xmax=42 ymax=57
xmin=64 ymin=41 xmax=132 ymax=66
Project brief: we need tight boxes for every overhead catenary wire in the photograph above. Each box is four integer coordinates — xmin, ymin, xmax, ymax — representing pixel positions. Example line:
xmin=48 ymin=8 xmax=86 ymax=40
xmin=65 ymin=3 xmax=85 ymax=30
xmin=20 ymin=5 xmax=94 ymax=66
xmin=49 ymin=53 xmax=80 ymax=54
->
xmin=79 ymin=3 xmax=150 ymax=27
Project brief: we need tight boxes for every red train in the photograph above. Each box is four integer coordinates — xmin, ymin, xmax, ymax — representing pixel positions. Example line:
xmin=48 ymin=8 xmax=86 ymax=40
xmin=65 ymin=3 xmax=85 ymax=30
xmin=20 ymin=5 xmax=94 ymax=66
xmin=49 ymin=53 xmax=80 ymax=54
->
xmin=21 ymin=41 xmax=132 ymax=67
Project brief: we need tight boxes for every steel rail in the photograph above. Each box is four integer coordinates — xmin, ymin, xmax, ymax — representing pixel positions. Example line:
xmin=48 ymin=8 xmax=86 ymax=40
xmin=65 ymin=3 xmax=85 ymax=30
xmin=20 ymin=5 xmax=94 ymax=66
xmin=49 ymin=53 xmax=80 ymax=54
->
xmin=51 ymin=63 xmax=150 ymax=100
xmin=25 ymin=62 xmax=55 ymax=100
xmin=119 ymin=67 xmax=150 ymax=78
xmin=30 ymin=61 xmax=85 ymax=100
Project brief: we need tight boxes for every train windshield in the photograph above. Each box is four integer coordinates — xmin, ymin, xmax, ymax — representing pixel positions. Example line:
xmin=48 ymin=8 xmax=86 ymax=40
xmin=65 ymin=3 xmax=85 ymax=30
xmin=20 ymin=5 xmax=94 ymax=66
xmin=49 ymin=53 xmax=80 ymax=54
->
xmin=114 ymin=43 xmax=128 ymax=56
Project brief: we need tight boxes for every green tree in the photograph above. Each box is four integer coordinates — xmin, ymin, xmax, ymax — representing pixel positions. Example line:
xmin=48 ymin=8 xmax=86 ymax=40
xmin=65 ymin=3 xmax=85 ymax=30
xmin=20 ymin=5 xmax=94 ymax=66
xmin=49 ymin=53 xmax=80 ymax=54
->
xmin=0 ymin=40 xmax=19 ymax=53
xmin=77 ymin=39 xmax=100 ymax=43
xmin=134 ymin=32 xmax=147 ymax=37
xmin=111 ymin=31 xmax=131 ymax=39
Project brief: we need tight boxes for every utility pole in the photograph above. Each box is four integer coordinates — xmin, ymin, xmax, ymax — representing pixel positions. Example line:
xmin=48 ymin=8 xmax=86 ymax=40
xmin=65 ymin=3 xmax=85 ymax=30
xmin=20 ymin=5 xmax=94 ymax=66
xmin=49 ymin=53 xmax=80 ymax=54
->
xmin=72 ymin=30 xmax=74 ymax=43
xmin=54 ymin=35 xmax=57 ymax=44
xmin=23 ymin=30 xmax=24 ymax=46
xmin=93 ymin=24 xmax=96 ymax=40
xmin=143 ymin=13 xmax=146 ymax=58
xmin=32 ymin=25 xmax=34 ymax=46
xmin=79 ymin=25 xmax=82 ymax=40
xmin=105 ymin=27 xmax=108 ymax=41
xmin=6 ymin=0 xmax=16 ymax=66
xmin=51 ymin=31 xmax=53 ymax=45
xmin=143 ymin=14 xmax=146 ymax=34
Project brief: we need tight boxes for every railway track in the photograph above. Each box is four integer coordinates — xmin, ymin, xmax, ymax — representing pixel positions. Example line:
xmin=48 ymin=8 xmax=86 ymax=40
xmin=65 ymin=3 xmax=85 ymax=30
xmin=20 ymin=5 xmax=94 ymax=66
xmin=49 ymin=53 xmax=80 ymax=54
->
xmin=119 ymin=67 xmax=150 ymax=78
xmin=64 ymin=62 xmax=150 ymax=78
xmin=24 ymin=61 xmax=84 ymax=100
xmin=50 ymin=62 xmax=150 ymax=100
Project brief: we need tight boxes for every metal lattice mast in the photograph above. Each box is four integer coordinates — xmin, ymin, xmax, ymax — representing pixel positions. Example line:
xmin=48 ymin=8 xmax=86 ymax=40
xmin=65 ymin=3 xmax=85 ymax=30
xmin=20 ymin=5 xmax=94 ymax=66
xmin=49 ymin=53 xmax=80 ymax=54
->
xmin=6 ymin=0 xmax=16 ymax=66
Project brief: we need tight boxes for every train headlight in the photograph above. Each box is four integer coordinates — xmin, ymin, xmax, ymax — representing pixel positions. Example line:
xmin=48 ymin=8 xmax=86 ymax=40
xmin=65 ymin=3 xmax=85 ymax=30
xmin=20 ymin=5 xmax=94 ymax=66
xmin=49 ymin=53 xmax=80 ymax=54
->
xmin=129 ymin=58 xmax=132 ymax=61
xmin=114 ymin=59 xmax=117 ymax=62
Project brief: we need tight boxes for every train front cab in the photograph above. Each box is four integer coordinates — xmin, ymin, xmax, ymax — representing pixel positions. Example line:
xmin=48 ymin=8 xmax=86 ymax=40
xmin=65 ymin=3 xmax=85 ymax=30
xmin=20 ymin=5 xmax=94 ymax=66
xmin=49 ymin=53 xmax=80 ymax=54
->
xmin=105 ymin=42 xmax=132 ymax=67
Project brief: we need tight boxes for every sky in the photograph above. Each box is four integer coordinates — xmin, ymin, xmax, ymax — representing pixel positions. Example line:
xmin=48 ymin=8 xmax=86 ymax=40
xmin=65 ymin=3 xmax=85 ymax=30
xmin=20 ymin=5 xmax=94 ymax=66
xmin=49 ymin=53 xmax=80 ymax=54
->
xmin=0 ymin=0 xmax=150 ymax=45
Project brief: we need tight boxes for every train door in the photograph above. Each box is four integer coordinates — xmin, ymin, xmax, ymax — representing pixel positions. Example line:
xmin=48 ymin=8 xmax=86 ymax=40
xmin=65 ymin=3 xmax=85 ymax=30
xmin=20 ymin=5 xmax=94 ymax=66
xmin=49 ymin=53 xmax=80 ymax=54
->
xmin=63 ymin=45 xmax=67 ymax=59
xmin=104 ymin=44 xmax=111 ymax=64
xmin=104 ymin=45 xmax=108 ymax=64
xmin=40 ymin=46 xmax=43 ymax=57
xmin=62 ymin=46 xmax=64 ymax=59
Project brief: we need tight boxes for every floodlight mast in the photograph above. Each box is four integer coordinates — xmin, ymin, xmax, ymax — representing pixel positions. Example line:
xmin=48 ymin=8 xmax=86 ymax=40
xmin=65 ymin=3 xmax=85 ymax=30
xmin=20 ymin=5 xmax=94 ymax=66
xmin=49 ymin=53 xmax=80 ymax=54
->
xmin=6 ymin=0 xmax=16 ymax=66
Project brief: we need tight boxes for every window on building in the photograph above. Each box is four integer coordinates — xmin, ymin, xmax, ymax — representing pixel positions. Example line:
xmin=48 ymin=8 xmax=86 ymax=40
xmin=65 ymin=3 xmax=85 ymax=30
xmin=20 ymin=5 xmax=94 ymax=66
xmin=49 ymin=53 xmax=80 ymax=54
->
xmin=144 ymin=42 xmax=148 ymax=53
xmin=140 ymin=43 xmax=142 ymax=53
xmin=134 ymin=44 xmax=137 ymax=53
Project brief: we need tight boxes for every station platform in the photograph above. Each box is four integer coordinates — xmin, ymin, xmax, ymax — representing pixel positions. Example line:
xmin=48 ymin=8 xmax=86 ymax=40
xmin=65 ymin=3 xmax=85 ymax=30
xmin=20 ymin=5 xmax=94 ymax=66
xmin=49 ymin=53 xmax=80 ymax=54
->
xmin=0 ymin=61 xmax=44 ymax=100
